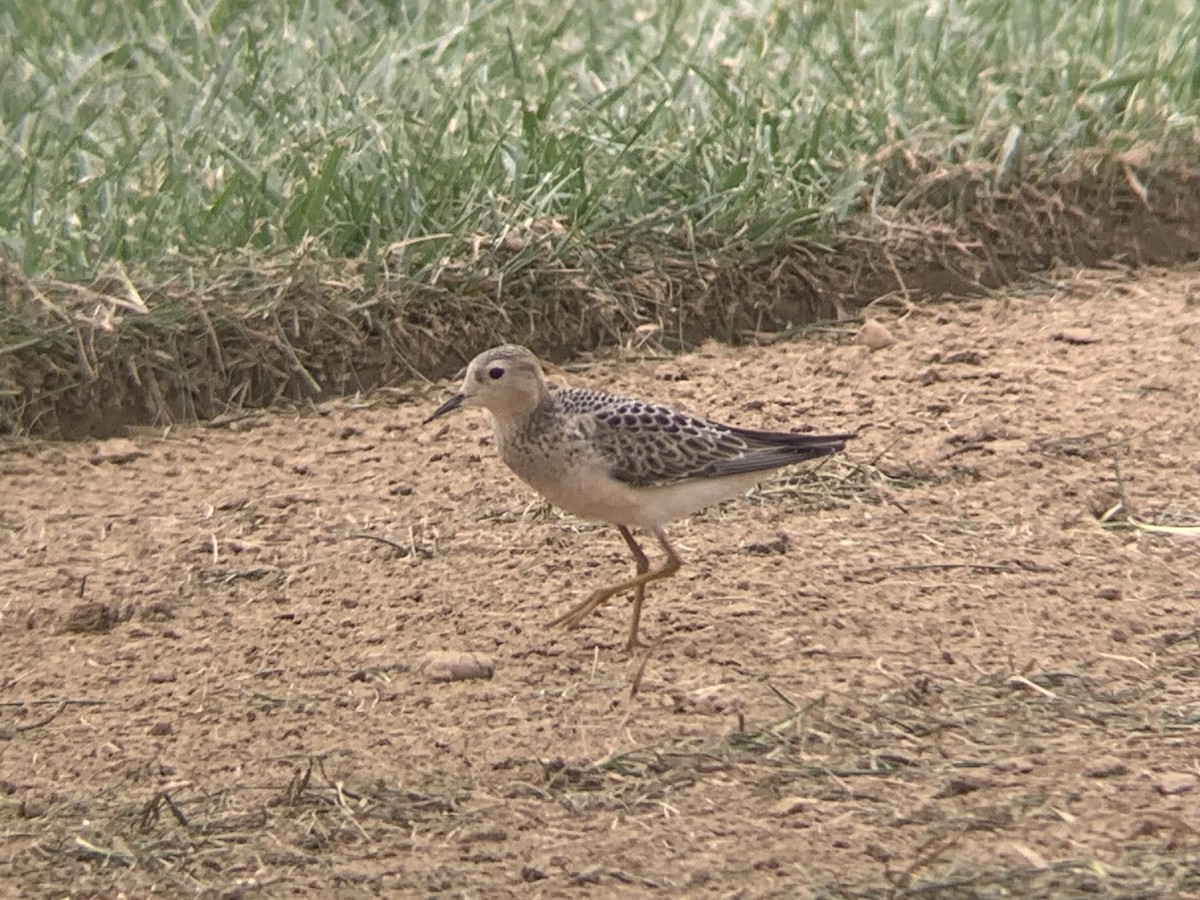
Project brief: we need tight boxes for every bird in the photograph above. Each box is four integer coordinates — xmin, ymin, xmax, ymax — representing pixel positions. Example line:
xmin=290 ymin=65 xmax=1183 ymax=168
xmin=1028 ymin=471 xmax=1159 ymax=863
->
xmin=424 ymin=344 xmax=853 ymax=650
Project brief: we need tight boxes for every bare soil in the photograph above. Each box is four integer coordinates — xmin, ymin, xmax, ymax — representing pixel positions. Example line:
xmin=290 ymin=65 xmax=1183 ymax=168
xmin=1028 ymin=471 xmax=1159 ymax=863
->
xmin=2 ymin=265 xmax=1198 ymax=898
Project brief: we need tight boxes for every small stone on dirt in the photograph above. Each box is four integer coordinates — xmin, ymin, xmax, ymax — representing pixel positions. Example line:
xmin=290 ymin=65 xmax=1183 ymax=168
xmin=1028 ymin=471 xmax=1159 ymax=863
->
xmin=21 ymin=800 xmax=47 ymax=820
xmin=568 ymin=867 xmax=603 ymax=886
xmin=1084 ymin=756 xmax=1128 ymax=778
xmin=459 ymin=827 xmax=507 ymax=843
xmin=417 ymin=651 xmax=495 ymax=683
xmin=1008 ymin=842 xmax=1049 ymax=868
xmin=654 ymin=364 xmax=688 ymax=382
xmin=933 ymin=775 xmax=990 ymax=798
xmin=1154 ymin=772 xmax=1197 ymax=795
xmin=61 ymin=601 xmax=120 ymax=634
xmin=743 ymin=532 xmax=791 ymax=555
xmin=1052 ymin=329 xmax=1102 ymax=345
xmin=90 ymin=439 xmax=148 ymax=465
xmin=993 ymin=757 xmax=1035 ymax=774
xmin=676 ymin=684 xmax=742 ymax=715
xmin=857 ymin=319 xmax=897 ymax=351
xmin=940 ymin=349 xmax=985 ymax=366
xmin=770 ymin=796 xmax=810 ymax=817
xmin=521 ymin=866 xmax=548 ymax=883
xmin=863 ymin=843 xmax=891 ymax=862
xmin=916 ymin=367 xmax=942 ymax=385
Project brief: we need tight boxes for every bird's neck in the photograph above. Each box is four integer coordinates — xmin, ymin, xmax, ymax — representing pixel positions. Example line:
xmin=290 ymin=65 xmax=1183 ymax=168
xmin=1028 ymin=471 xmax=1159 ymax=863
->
xmin=491 ymin=387 xmax=554 ymax=441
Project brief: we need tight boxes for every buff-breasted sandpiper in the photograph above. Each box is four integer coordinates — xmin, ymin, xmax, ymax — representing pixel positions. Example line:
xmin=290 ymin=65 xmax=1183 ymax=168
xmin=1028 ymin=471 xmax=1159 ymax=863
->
xmin=425 ymin=345 xmax=853 ymax=650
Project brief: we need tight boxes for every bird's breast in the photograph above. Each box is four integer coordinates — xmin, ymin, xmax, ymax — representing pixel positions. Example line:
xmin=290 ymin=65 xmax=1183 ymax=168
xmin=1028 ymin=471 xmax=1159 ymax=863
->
xmin=494 ymin=421 xmax=645 ymax=525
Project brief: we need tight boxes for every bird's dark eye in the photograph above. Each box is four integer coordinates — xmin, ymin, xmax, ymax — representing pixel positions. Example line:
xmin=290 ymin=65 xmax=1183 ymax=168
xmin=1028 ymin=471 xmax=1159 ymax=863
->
xmin=488 ymin=366 xmax=505 ymax=380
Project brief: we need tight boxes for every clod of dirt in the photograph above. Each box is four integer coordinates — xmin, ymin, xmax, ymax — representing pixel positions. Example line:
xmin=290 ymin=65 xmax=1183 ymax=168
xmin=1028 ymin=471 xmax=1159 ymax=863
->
xmin=521 ymin=866 xmax=548 ymax=883
xmin=933 ymin=775 xmax=990 ymax=798
xmin=140 ymin=601 xmax=176 ymax=621
xmin=857 ymin=319 xmax=897 ymax=351
xmin=673 ymin=684 xmax=742 ymax=715
xmin=993 ymin=757 xmax=1035 ymax=774
xmin=1086 ymin=486 xmax=1125 ymax=521
xmin=946 ymin=420 xmax=1022 ymax=445
xmin=1154 ymin=773 xmax=1197 ymax=795
xmin=770 ymin=796 xmax=811 ymax=817
xmin=89 ymin=439 xmax=147 ymax=465
xmin=417 ymin=651 xmax=495 ymax=682
xmin=1053 ymin=329 xmax=1102 ymax=345
xmin=936 ymin=349 xmax=986 ymax=366
xmin=459 ymin=827 xmax=508 ymax=843
xmin=568 ymin=867 xmax=603 ymax=886
xmin=60 ymin=601 xmax=122 ymax=634
xmin=1084 ymin=756 xmax=1129 ymax=778
xmin=20 ymin=800 xmax=46 ymax=819
xmin=742 ymin=532 xmax=791 ymax=555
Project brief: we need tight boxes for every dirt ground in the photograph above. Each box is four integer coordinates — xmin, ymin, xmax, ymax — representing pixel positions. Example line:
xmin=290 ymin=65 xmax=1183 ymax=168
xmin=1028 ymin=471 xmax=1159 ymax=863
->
xmin=2 ymin=264 xmax=1197 ymax=898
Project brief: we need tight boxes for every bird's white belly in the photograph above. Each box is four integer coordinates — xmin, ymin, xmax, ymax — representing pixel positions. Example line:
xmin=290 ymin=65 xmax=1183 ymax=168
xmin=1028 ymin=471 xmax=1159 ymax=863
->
xmin=518 ymin=461 xmax=764 ymax=531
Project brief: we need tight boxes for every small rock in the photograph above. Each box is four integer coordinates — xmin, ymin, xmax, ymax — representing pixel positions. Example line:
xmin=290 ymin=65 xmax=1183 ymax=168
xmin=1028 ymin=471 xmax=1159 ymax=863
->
xmin=1155 ymin=772 xmax=1196 ymax=795
xmin=1053 ymin=329 xmax=1102 ymax=345
xmin=21 ymin=800 xmax=46 ymax=819
xmin=857 ymin=319 xmax=897 ymax=351
xmin=993 ymin=757 xmax=1035 ymax=774
xmin=61 ymin=602 xmax=119 ymax=635
xmin=459 ymin=828 xmax=507 ymax=843
xmin=568 ymin=867 xmax=603 ymax=886
xmin=770 ymin=796 xmax=810 ymax=817
xmin=917 ymin=367 xmax=942 ymax=386
xmin=521 ymin=866 xmax=548 ymax=883
xmin=743 ymin=532 xmax=790 ymax=555
xmin=417 ymin=651 xmax=494 ymax=683
xmin=864 ymin=843 xmax=891 ymax=862
xmin=149 ymin=721 xmax=172 ymax=736
xmin=1084 ymin=756 xmax=1128 ymax=778
xmin=933 ymin=775 xmax=990 ymax=798
xmin=677 ymin=684 xmax=742 ymax=715
xmin=1008 ymin=842 xmax=1048 ymax=868
xmin=90 ymin=439 xmax=148 ymax=465
xmin=1139 ymin=376 xmax=1172 ymax=393
xmin=941 ymin=349 xmax=985 ymax=366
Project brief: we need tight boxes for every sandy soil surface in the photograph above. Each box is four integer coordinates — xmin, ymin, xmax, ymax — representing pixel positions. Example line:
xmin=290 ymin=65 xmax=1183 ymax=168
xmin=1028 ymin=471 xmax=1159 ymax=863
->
xmin=2 ymin=264 xmax=1197 ymax=898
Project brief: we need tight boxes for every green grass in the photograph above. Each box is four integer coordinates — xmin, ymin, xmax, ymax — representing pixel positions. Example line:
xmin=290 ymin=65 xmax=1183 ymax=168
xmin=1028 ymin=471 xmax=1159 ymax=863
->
xmin=2 ymin=0 xmax=1197 ymax=281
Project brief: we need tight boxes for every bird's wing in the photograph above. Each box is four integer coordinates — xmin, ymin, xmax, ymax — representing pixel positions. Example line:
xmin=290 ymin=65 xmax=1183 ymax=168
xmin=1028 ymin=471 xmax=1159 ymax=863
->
xmin=554 ymin=389 xmax=850 ymax=486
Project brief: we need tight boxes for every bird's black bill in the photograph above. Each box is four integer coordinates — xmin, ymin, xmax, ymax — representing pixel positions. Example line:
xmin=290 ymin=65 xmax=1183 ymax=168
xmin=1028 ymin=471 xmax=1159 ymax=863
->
xmin=423 ymin=392 xmax=465 ymax=424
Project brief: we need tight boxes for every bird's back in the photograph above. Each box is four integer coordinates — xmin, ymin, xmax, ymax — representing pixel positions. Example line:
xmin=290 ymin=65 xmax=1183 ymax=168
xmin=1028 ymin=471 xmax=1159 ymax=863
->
xmin=550 ymin=387 xmax=851 ymax=487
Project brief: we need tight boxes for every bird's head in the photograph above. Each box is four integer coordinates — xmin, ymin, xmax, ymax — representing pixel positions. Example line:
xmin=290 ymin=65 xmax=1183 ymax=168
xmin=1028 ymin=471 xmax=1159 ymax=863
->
xmin=424 ymin=345 xmax=548 ymax=424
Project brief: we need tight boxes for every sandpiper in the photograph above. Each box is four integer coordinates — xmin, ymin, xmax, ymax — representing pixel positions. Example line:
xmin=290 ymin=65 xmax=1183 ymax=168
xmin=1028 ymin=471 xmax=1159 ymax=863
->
xmin=425 ymin=345 xmax=853 ymax=649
